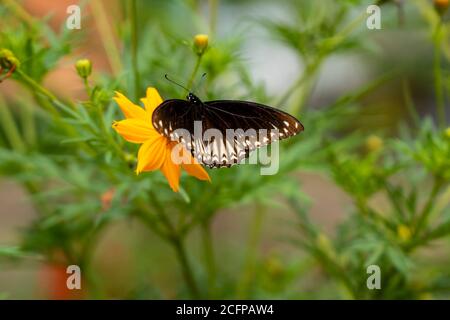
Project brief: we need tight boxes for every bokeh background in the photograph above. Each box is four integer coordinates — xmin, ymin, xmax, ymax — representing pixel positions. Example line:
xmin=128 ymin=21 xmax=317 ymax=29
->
xmin=0 ymin=0 xmax=449 ymax=299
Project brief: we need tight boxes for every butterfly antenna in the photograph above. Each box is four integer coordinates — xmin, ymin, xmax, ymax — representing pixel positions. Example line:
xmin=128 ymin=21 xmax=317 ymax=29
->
xmin=164 ymin=74 xmax=190 ymax=93
xmin=192 ymin=73 xmax=207 ymax=93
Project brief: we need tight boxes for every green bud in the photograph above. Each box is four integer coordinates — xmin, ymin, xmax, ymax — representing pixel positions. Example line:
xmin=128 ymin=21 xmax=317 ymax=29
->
xmin=445 ymin=127 xmax=450 ymax=139
xmin=0 ymin=49 xmax=20 ymax=69
xmin=366 ymin=135 xmax=383 ymax=153
xmin=75 ymin=59 xmax=92 ymax=78
xmin=193 ymin=34 xmax=209 ymax=56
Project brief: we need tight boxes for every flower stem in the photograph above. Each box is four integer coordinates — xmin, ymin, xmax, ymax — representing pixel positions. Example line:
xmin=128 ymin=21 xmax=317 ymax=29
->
xmin=402 ymin=78 xmax=421 ymax=128
xmin=201 ymin=220 xmax=217 ymax=296
xmin=278 ymin=60 xmax=321 ymax=114
xmin=90 ymin=0 xmax=122 ymax=76
xmin=129 ymin=0 xmax=141 ymax=100
xmin=3 ymin=0 xmax=36 ymax=31
xmin=16 ymin=70 xmax=58 ymax=104
xmin=187 ymin=55 xmax=202 ymax=92
xmin=19 ymin=98 xmax=36 ymax=147
xmin=15 ymin=70 xmax=73 ymax=117
xmin=414 ymin=178 xmax=443 ymax=235
xmin=172 ymin=236 xmax=200 ymax=299
xmin=433 ymin=21 xmax=446 ymax=128
xmin=83 ymin=77 xmax=91 ymax=98
xmin=0 ymin=95 xmax=25 ymax=152
xmin=147 ymin=193 xmax=200 ymax=298
xmin=237 ymin=203 xmax=265 ymax=298
xmin=208 ymin=0 xmax=218 ymax=34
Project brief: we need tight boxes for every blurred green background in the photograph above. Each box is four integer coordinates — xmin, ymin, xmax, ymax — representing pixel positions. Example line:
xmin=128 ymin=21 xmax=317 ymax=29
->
xmin=0 ymin=0 xmax=449 ymax=299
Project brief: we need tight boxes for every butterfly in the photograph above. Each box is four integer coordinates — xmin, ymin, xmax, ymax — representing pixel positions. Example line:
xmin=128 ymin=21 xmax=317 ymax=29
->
xmin=152 ymin=77 xmax=304 ymax=168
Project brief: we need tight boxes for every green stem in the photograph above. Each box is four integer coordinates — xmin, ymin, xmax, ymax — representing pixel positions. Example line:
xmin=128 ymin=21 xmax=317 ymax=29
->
xmin=16 ymin=70 xmax=58 ymax=105
xmin=237 ymin=204 xmax=265 ymax=298
xmin=95 ymin=99 xmax=126 ymax=162
xmin=208 ymin=0 xmax=218 ymax=34
xmin=187 ymin=55 xmax=202 ymax=91
xmin=19 ymin=98 xmax=36 ymax=147
xmin=433 ymin=21 xmax=446 ymax=128
xmin=83 ymin=77 xmax=91 ymax=98
xmin=384 ymin=181 xmax=406 ymax=220
xmin=402 ymin=78 xmax=421 ymax=128
xmin=17 ymin=69 xmax=123 ymax=164
xmin=0 ymin=96 xmax=25 ymax=152
xmin=15 ymin=70 xmax=76 ymax=121
xmin=79 ymin=223 xmax=106 ymax=299
xmin=3 ymin=0 xmax=37 ymax=31
xmin=146 ymin=194 xmax=200 ymax=298
xmin=414 ymin=178 xmax=443 ymax=235
xmin=201 ymin=220 xmax=216 ymax=296
xmin=90 ymin=1 xmax=122 ymax=76
xmin=129 ymin=0 xmax=141 ymax=100
xmin=172 ymin=236 xmax=200 ymax=299
xmin=355 ymin=197 xmax=395 ymax=231
xmin=277 ymin=8 xmax=369 ymax=112
xmin=276 ymin=60 xmax=321 ymax=111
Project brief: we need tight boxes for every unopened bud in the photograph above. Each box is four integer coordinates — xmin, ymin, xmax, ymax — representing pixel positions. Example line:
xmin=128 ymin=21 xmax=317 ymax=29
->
xmin=193 ymin=34 xmax=209 ymax=56
xmin=75 ymin=59 xmax=92 ymax=78
xmin=366 ymin=135 xmax=383 ymax=153
xmin=0 ymin=49 xmax=20 ymax=69
xmin=444 ymin=127 xmax=450 ymax=139
xmin=397 ymin=224 xmax=412 ymax=242
xmin=434 ymin=0 xmax=449 ymax=15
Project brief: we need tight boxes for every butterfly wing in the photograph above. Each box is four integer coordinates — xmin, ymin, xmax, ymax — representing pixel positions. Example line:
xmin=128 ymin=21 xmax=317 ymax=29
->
xmin=152 ymin=99 xmax=198 ymax=138
xmin=153 ymin=99 xmax=216 ymax=164
xmin=201 ymin=100 xmax=303 ymax=167
xmin=205 ymin=100 xmax=303 ymax=138
xmin=152 ymin=99 xmax=304 ymax=168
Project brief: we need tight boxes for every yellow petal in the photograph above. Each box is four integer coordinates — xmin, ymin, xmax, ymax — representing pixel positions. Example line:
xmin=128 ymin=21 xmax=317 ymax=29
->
xmin=136 ymin=136 xmax=167 ymax=173
xmin=182 ymin=162 xmax=211 ymax=182
xmin=161 ymin=144 xmax=181 ymax=192
xmin=114 ymin=91 xmax=147 ymax=120
xmin=180 ymin=148 xmax=211 ymax=182
xmin=141 ymin=87 xmax=163 ymax=116
xmin=112 ymin=119 xmax=158 ymax=144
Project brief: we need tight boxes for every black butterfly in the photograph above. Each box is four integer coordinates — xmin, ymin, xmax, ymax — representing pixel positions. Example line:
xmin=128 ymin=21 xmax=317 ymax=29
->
xmin=152 ymin=79 xmax=304 ymax=168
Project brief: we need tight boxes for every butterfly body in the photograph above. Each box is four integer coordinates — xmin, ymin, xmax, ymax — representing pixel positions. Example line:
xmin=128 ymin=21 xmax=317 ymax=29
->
xmin=152 ymin=93 xmax=304 ymax=168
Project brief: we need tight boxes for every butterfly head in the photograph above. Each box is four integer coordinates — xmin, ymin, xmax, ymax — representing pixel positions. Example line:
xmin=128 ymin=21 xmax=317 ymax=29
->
xmin=187 ymin=93 xmax=202 ymax=105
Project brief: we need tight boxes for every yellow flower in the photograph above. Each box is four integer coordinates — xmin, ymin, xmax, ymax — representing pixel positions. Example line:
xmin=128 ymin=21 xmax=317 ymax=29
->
xmin=112 ymin=87 xmax=210 ymax=192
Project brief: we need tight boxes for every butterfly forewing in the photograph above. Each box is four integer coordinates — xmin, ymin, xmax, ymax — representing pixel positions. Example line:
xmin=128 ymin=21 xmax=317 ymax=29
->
xmin=152 ymin=98 xmax=304 ymax=168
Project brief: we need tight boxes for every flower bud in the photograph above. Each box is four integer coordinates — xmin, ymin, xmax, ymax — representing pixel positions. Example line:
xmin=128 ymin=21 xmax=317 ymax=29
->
xmin=444 ymin=127 xmax=450 ymax=139
xmin=434 ymin=0 xmax=449 ymax=15
xmin=365 ymin=135 xmax=383 ymax=153
xmin=264 ymin=256 xmax=284 ymax=278
xmin=75 ymin=59 xmax=92 ymax=78
xmin=0 ymin=48 xmax=20 ymax=69
xmin=397 ymin=224 xmax=412 ymax=242
xmin=193 ymin=34 xmax=209 ymax=56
